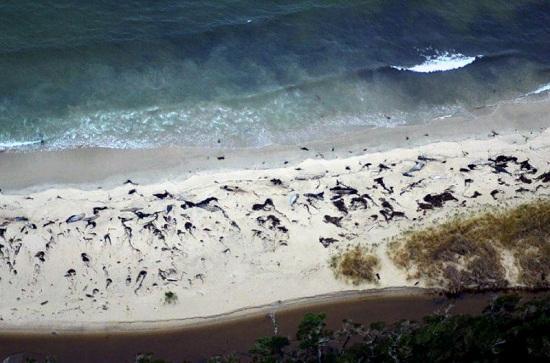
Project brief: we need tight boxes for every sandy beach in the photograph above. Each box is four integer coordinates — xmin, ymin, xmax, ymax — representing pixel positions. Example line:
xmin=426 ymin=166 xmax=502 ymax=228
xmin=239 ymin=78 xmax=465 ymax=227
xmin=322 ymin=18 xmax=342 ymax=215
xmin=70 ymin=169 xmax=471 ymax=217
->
xmin=0 ymin=97 xmax=549 ymax=332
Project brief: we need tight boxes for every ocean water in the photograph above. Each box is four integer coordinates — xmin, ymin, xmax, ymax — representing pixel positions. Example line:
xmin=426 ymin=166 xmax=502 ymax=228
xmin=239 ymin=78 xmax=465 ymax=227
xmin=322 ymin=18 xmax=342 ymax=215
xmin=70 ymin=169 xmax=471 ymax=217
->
xmin=0 ymin=0 xmax=549 ymax=150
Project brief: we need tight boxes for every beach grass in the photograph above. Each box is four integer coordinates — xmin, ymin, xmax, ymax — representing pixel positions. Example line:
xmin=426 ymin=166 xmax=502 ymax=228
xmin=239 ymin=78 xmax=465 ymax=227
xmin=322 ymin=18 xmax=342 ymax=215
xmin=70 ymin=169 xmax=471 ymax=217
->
xmin=389 ymin=199 xmax=550 ymax=292
xmin=330 ymin=246 xmax=380 ymax=285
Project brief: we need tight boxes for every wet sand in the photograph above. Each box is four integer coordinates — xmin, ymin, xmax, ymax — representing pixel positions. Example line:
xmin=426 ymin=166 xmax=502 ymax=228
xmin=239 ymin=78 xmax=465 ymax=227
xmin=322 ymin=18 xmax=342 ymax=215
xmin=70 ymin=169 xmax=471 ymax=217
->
xmin=2 ymin=289 xmax=546 ymax=363
xmin=1 ymin=98 xmax=549 ymax=193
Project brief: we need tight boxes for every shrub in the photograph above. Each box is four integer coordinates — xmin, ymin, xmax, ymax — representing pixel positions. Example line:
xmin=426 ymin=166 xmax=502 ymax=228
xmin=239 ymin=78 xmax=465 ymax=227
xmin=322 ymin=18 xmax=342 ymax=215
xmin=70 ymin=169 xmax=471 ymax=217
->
xmin=134 ymin=295 xmax=550 ymax=362
xmin=389 ymin=199 xmax=550 ymax=292
xmin=164 ymin=291 xmax=178 ymax=304
xmin=330 ymin=246 xmax=380 ymax=285
xmin=135 ymin=353 xmax=169 ymax=363
xmin=249 ymin=336 xmax=290 ymax=363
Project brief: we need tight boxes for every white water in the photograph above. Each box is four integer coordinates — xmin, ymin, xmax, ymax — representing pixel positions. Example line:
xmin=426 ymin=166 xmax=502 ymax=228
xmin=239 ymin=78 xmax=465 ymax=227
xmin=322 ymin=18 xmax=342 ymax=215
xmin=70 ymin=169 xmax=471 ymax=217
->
xmin=527 ymin=83 xmax=550 ymax=95
xmin=393 ymin=52 xmax=480 ymax=73
xmin=0 ymin=140 xmax=43 ymax=150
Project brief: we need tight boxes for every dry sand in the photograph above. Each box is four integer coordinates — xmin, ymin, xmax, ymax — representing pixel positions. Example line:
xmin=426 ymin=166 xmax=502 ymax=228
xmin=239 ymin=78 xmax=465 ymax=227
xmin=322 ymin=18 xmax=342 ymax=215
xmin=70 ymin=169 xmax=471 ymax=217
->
xmin=0 ymin=97 xmax=549 ymax=332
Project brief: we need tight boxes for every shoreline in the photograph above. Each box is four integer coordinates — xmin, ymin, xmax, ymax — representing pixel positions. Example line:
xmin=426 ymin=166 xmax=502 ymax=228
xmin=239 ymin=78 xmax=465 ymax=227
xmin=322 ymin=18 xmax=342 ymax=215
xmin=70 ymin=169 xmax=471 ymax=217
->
xmin=0 ymin=286 xmax=428 ymax=335
xmin=0 ymin=97 xmax=549 ymax=338
xmin=1 ymin=96 xmax=549 ymax=193
xmin=0 ymin=286 xmax=548 ymax=336
xmin=1 ymin=289 xmax=548 ymax=362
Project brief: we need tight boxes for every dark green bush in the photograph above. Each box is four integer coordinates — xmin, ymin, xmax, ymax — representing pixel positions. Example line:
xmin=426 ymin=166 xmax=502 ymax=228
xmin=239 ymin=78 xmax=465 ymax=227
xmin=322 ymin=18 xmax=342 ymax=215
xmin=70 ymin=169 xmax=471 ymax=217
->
xmin=134 ymin=294 xmax=550 ymax=363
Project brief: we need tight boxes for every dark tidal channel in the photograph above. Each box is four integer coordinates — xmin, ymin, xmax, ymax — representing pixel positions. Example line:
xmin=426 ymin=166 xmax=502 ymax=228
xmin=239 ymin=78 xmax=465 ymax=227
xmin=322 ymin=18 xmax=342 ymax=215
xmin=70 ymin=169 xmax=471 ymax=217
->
xmin=1 ymin=289 xmax=547 ymax=363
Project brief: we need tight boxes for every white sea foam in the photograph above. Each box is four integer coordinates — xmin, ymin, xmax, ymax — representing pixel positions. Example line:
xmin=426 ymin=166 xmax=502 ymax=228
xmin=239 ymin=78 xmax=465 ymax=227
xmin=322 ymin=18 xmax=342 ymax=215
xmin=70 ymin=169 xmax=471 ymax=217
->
xmin=527 ymin=83 xmax=550 ymax=95
xmin=0 ymin=140 xmax=42 ymax=150
xmin=392 ymin=52 xmax=480 ymax=73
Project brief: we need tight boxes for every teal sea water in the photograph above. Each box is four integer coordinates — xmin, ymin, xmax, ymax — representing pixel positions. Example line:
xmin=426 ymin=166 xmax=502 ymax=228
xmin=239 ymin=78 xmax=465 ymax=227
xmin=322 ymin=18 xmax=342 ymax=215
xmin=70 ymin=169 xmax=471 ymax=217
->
xmin=0 ymin=0 xmax=549 ymax=150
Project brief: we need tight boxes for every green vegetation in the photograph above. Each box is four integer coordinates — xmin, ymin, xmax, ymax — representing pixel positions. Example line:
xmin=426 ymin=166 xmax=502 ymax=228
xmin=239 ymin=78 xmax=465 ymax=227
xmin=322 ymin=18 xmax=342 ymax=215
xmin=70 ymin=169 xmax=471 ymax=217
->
xmin=134 ymin=294 xmax=550 ymax=362
xmin=330 ymin=246 xmax=380 ymax=285
xmin=250 ymin=336 xmax=290 ymax=363
xmin=164 ymin=291 xmax=178 ymax=304
xmin=389 ymin=200 xmax=550 ymax=292
xmin=135 ymin=353 xmax=171 ymax=363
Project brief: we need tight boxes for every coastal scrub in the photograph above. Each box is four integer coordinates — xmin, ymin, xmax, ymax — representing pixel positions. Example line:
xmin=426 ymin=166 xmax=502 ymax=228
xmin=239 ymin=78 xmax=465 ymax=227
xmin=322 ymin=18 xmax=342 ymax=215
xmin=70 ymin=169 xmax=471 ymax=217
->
xmin=330 ymin=246 xmax=380 ymax=285
xmin=389 ymin=199 xmax=550 ymax=292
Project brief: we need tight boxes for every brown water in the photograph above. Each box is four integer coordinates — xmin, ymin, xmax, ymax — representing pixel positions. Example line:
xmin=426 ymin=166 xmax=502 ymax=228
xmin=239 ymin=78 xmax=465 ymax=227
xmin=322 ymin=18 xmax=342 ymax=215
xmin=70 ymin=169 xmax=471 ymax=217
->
xmin=0 ymin=290 xmax=545 ymax=363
